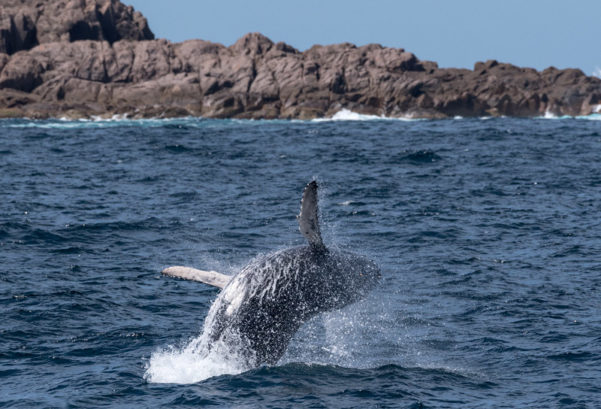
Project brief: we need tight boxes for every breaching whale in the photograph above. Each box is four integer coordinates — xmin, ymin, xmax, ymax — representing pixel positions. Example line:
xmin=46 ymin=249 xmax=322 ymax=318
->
xmin=162 ymin=181 xmax=381 ymax=368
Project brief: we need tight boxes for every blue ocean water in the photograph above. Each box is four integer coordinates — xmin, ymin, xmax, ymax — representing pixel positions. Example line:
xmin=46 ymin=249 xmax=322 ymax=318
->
xmin=1 ymin=115 xmax=601 ymax=408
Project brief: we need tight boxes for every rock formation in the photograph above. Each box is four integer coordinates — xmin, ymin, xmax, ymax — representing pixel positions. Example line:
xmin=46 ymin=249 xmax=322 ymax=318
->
xmin=0 ymin=0 xmax=153 ymax=54
xmin=1 ymin=0 xmax=600 ymax=119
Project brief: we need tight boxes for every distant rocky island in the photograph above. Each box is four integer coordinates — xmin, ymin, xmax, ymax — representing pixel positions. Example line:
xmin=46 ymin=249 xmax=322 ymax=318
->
xmin=1 ymin=0 xmax=600 ymax=119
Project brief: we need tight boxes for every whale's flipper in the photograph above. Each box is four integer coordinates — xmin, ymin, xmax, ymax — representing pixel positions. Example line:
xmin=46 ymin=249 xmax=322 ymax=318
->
xmin=162 ymin=266 xmax=231 ymax=289
xmin=298 ymin=181 xmax=324 ymax=249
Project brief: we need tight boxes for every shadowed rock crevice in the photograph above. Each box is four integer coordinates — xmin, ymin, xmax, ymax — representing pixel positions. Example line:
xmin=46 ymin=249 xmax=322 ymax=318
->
xmin=0 ymin=1 xmax=600 ymax=119
xmin=0 ymin=11 xmax=39 ymax=55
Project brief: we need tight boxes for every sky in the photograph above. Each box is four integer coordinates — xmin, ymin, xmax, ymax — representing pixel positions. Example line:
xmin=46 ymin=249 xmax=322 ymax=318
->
xmin=126 ymin=0 xmax=601 ymax=76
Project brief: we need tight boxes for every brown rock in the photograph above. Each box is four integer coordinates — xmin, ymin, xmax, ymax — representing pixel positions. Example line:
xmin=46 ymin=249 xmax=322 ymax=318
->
xmin=0 ymin=52 xmax=10 ymax=72
xmin=0 ymin=0 xmax=153 ymax=55
xmin=0 ymin=51 xmax=48 ymax=92
xmin=1 ymin=0 xmax=600 ymax=119
xmin=230 ymin=32 xmax=273 ymax=56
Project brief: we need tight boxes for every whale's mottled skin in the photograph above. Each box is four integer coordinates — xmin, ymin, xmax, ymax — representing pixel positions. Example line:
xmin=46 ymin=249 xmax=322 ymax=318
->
xmin=163 ymin=181 xmax=381 ymax=368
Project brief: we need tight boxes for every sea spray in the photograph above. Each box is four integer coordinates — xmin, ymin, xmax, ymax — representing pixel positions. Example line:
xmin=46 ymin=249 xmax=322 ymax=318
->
xmin=145 ymin=331 xmax=249 ymax=384
xmin=312 ymin=109 xmax=419 ymax=122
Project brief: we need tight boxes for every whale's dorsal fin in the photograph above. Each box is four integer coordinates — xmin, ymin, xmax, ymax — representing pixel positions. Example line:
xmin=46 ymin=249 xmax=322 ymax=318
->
xmin=162 ymin=266 xmax=231 ymax=289
xmin=298 ymin=181 xmax=324 ymax=249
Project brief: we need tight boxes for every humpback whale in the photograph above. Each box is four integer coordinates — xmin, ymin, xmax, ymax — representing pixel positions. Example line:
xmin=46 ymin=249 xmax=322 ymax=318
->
xmin=162 ymin=181 xmax=381 ymax=368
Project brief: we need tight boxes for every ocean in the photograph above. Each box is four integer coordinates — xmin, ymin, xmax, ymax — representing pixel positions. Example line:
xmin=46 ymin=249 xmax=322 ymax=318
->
xmin=1 ymin=114 xmax=600 ymax=408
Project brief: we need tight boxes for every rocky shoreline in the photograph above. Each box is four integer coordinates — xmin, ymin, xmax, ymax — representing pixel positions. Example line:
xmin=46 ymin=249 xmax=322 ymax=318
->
xmin=1 ymin=0 xmax=600 ymax=120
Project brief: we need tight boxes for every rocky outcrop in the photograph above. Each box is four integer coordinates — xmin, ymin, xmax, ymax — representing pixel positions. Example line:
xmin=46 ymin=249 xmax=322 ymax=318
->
xmin=0 ymin=0 xmax=153 ymax=55
xmin=0 ymin=1 xmax=600 ymax=119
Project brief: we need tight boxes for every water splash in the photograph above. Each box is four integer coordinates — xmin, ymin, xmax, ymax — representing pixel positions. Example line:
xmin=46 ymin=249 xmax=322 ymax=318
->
xmin=313 ymin=109 xmax=419 ymax=122
xmin=144 ymin=297 xmax=378 ymax=384
xmin=144 ymin=335 xmax=248 ymax=383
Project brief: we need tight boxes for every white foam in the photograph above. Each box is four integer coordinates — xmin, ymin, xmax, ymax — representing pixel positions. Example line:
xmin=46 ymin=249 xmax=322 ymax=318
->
xmin=90 ymin=113 xmax=129 ymax=121
xmin=543 ymin=110 xmax=558 ymax=119
xmin=540 ymin=111 xmax=574 ymax=120
xmin=5 ymin=116 xmax=200 ymax=129
xmin=313 ymin=109 xmax=418 ymax=122
xmin=145 ymin=335 xmax=247 ymax=384
xmin=331 ymin=109 xmax=384 ymax=121
xmin=540 ymin=110 xmax=601 ymax=120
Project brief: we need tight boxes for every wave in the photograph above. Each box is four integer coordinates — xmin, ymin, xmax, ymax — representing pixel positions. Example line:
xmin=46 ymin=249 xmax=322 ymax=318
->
xmin=312 ymin=109 xmax=420 ymax=122
xmin=1 ymin=111 xmax=422 ymax=128
xmin=1 ymin=116 xmax=205 ymax=129
xmin=541 ymin=110 xmax=601 ymax=120
xmin=3 ymin=109 xmax=601 ymax=129
xmin=541 ymin=111 xmax=573 ymax=120
xmin=579 ymin=113 xmax=601 ymax=121
xmin=316 ymin=110 xmax=601 ymax=121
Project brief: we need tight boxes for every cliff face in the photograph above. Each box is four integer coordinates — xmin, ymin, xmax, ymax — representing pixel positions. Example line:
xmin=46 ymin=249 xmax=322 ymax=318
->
xmin=0 ymin=1 xmax=600 ymax=119
xmin=0 ymin=0 xmax=153 ymax=54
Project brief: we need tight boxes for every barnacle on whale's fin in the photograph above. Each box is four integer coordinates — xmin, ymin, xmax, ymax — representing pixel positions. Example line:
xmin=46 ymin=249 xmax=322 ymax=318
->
xmin=162 ymin=266 xmax=231 ymax=289
xmin=297 ymin=181 xmax=324 ymax=249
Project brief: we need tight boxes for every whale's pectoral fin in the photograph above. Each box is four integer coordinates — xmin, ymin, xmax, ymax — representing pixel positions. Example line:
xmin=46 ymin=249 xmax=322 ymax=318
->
xmin=162 ymin=266 xmax=231 ymax=289
xmin=298 ymin=180 xmax=324 ymax=249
